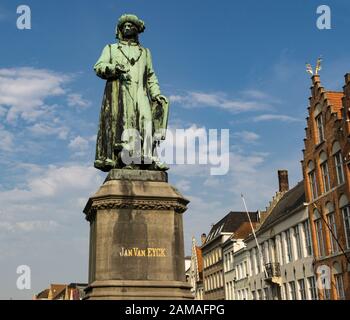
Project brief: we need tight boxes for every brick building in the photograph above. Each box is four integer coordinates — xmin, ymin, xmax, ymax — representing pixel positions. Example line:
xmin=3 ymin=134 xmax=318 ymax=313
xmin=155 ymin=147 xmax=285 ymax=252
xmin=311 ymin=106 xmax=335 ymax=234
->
xmin=201 ymin=211 xmax=259 ymax=300
xmin=189 ymin=236 xmax=204 ymax=300
xmin=301 ymin=74 xmax=350 ymax=300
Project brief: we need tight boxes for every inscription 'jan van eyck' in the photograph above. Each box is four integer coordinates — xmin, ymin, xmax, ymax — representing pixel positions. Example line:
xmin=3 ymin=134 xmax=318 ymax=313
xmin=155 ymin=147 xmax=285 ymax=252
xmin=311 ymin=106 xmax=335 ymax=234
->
xmin=119 ymin=247 xmax=167 ymax=257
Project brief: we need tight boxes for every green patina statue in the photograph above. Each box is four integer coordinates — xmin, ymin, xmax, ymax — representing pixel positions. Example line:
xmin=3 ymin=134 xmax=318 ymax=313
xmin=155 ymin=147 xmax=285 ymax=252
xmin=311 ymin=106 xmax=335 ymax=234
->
xmin=94 ymin=14 xmax=169 ymax=172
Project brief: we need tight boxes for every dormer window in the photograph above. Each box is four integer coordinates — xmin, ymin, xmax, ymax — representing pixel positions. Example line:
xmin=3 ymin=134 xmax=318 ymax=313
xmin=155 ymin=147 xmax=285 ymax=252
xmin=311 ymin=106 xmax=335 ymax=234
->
xmin=314 ymin=103 xmax=324 ymax=144
xmin=316 ymin=114 xmax=324 ymax=143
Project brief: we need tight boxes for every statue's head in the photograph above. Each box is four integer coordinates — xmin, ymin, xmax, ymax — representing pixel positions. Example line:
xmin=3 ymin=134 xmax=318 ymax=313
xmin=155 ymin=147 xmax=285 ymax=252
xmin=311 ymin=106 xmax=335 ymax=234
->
xmin=116 ymin=14 xmax=145 ymax=41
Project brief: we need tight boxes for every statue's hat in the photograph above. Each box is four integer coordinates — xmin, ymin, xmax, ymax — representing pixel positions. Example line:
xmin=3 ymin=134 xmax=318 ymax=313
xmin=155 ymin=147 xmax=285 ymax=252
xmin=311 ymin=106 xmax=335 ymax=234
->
xmin=116 ymin=14 xmax=145 ymax=38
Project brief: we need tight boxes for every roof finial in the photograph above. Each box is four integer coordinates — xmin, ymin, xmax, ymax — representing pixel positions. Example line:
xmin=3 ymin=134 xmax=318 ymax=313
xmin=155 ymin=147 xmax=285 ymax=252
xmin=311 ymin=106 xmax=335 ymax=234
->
xmin=306 ymin=56 xmax=323 ymax=76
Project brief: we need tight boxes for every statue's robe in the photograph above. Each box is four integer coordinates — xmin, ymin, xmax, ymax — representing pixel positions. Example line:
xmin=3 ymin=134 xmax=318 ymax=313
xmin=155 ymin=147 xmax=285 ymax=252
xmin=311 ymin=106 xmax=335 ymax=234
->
xmin=94 ymin=40 xmax=161 ymax=171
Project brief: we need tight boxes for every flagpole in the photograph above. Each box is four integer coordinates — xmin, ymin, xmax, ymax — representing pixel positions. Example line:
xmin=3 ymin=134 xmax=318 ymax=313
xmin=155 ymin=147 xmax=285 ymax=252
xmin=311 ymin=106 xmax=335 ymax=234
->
xmin=241 ymin=194 xmax=269 ymax=278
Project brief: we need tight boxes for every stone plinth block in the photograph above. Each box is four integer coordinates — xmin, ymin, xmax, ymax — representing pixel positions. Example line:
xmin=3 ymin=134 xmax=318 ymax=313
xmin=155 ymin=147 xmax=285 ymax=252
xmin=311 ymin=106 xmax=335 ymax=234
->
xmin=83 ymin=169 xmax=193 ymax=300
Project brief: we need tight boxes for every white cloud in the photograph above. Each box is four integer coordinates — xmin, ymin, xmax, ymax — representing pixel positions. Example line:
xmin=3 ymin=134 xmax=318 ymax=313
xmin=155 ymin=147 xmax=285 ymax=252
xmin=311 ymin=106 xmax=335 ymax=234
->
xmin=27 ymin=165 xmax=102 ymax=198
xmin=68 ymin=135 xmax=96 ymax=157
xmin=233 ymin=131 xmax=260 ymax=143
xmin=0 ymin=164 xmax=103 ymax=204
xmin=0 ymin=67 xmax=70 ymax=122
xmin=0 ymin=220 xmax=59 ymax=232
xmin=253 ymin=114 xmax=302 ymax=122
xmin=203 ymin=177 xmax=220 ymax=187
xmin=29 ymin=122 xmax=69 ymax=140
xmin=0 ymin=126 xmax=14 ymax=151
xmin=169 ymin=91 xmax=272 ymax=113
xmin=175 ymin=179 xmax=191 ymax=192
xmin=242 ymin=90 xmax=271 ymax=100
xmin=67 ymin=93 xmax=91 ymax=108
xmin=0 ymin=163 xmax=102 ymax=299
xmin=68 ymin=136 xmax=89 ymax=151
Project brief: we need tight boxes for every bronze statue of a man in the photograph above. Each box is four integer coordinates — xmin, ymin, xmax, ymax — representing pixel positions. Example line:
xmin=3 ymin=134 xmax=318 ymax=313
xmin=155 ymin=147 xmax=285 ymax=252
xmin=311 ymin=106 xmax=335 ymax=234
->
xmin=94 ymin=14 xmax=169 ymax=172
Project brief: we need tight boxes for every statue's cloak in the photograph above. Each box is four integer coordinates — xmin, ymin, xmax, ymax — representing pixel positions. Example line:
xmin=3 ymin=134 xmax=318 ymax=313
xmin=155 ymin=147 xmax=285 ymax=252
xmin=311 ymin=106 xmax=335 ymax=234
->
xmin=93 ymin=42 xmax=165 ymax=171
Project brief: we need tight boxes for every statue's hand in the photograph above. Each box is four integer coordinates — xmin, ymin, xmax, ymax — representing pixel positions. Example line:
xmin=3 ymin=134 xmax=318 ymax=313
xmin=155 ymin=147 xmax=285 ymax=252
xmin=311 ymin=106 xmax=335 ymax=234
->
xmin=115 ymin=64 xmax=129 ymax=75
xmin=155 ymin=95 xmax=168 ymax=106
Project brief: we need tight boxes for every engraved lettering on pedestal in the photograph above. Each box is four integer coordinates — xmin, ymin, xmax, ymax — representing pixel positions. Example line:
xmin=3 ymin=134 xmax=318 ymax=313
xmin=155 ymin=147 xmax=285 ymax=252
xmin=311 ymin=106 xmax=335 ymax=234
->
xmin=119 ymin=247 xmax=167 ymax=257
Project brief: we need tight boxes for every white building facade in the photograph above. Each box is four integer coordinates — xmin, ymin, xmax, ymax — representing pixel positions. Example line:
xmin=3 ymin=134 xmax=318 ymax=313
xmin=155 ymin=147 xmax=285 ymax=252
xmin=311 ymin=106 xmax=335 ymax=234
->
xmin=234 ymin=182 xmax=318 ymax=300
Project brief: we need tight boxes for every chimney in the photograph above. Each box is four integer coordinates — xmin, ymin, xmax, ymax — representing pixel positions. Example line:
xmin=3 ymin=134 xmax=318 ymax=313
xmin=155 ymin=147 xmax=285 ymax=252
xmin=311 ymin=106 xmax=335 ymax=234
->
xmin=312 ymin=74 xmax=320 ymax=85
xmin=201 ymin=233 xmax=207 ymax=245
xmin=278 ymin=170 xmax=289 ymax=192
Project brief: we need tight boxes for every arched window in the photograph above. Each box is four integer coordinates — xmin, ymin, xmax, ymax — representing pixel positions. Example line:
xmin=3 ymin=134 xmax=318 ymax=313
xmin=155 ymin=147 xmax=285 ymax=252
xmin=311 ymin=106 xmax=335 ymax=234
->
xmin=314 ymin=104 xmax=324 ymax=143
xmin=339 ymin=194 xmax=350 ymax=249
xmin=339 ymin=194 xmax=349 ymax=208
xmin=320 ymin=151 xmax=331 ymax=192
xmin=325 ymin=202 xmax=338 ymax=253
xmin=333 ymin=262 xmax=345 ymax=300
xmin=332 ymin=141 xmax=345 ymax=185
xmin=308 ymin=161 xmax=318 ymax=200
xmin=308 ymin=160 xmax=315 ymax=172
xmin=314 ymin=103 xmax=322 ymax=117
xmin=332 ymin=141 xmax=341 ymax=154
xmin=325 ymin=202 xmax=334 ymax=214
xmin=313 ymin=208 xmax=321 ymax=220
xmin=313 ymin=209 xmax=325 ymax=257
xmin=333 ymin=261 xmax=342 ymax=274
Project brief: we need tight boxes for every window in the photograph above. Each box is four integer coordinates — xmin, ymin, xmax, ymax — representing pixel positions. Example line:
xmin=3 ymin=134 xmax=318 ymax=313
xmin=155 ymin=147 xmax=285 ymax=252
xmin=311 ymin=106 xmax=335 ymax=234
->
xmin=263 ymin=242 xmax=269 ymax=264
xmin=342 ymin=206 xmax=350 ymax=249
xmin=314 ymin=213 xmax=325 ymax=257
xmin=270 ymin=239 xmax=277 ymax=263
xmin=256 ymin=251 xmax=261 ymax=273
xmin=264 ymin=288 xmax=269 ymax=300
xmin=294 ymin=225 xmax=302 ymax=259
xmin=316 ymin=114 xmax=324 ymax=143
xmin=283 ymin=283 xmax=288 ymax=300
xmin=320 ymin=161 xmax=331 ymax=192
xmin=250 ymin=251 xmax=254 ymax=275
xmin=281 ymin=233 xmax=286 ymax=264
xmin=289 ymin=281 xmax=296 ymax=300
xmin=323 ymin=288 xmax=331 ymax=300
xmin=303 ymin=220 xmax=313 ymax=256
xmin=308 ymin=276 xmax=318 ymax=300
xmin=308 ymin=170 xmax=318 ymax=200
xmin=298 ymin=279 xmax=306 ymax=300
xmin=257 ymin=289 xmax=262 ymax=300
xmin=334 ymin=152 xmax=345 ymax=185
xmin=327 ymin=213 xmax=339 ymax=253
xmin=335 ymin=274 xmax=345 ymax=300
xmin=252 ymin=291 xmax=256 ymax=300
xmin=286 ymin=230 xmax=293 ymax=262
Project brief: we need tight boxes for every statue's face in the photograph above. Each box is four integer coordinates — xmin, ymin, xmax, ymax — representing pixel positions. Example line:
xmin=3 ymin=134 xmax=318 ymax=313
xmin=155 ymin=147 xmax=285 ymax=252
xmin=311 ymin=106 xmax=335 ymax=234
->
xmin=121 ymin=22 xmax=138 ymax=38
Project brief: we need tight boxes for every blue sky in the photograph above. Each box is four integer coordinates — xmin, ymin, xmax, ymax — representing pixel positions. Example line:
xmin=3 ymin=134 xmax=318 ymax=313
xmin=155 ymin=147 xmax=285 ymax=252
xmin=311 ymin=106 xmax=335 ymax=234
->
xmin=1 ymin=0 xmax=350 ymax=299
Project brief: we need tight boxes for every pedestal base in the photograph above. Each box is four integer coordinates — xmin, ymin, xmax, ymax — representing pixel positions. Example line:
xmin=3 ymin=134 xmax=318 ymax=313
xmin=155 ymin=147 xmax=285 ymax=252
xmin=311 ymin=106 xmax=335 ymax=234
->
xmin=83 ymin=169 xmax=192 ymax=300
xmin=85 ymin=280 xmax=193 ymax=300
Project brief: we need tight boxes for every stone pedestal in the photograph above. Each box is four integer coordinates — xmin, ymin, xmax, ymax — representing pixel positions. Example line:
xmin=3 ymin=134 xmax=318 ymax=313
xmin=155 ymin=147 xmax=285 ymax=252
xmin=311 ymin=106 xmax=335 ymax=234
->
xmin=83 ymin=170 xmax=193 ymax=300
